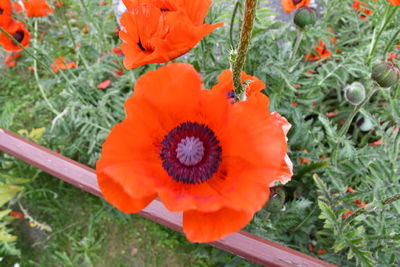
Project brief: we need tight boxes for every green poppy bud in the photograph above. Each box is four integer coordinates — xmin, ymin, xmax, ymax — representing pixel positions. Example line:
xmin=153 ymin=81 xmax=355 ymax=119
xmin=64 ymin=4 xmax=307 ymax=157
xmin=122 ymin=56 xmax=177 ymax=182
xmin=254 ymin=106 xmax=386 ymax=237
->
xmin=344 ymin=82 xmax=366 ymax=106
xmin=357 ymin=117 xmax=373 ymax=132
xmin=265 ymin=186 xmax=286 ymax=213
xmin=293 ymin=7 xmax=317 ymax=29
xmin=371 ymin=62 xmax=400 ymax=88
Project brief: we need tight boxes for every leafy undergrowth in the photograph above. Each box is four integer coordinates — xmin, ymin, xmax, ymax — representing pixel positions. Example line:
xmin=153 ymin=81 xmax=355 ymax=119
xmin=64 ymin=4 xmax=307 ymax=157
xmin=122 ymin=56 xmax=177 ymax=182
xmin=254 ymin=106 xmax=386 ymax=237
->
xmin=1 ymin=0 xmax=400 ymax=266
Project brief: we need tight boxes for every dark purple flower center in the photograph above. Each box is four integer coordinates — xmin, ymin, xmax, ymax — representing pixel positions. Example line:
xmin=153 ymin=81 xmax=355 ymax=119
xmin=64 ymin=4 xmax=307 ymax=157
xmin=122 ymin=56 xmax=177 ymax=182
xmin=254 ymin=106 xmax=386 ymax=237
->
xmin=13 ymin=30 xmax=24 ymax=43
xmin=293 ymin=0 xmax=302 ymax=4
xmin=0 ymin=9 xmax=4 ymax=15
xmin=160 ymin=121 xmax=222 ymax=184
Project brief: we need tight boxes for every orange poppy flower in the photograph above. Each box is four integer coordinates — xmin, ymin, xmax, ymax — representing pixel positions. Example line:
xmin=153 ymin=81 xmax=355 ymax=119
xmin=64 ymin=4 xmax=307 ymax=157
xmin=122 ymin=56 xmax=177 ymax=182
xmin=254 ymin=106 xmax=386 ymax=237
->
xmin=96 ymin=63 xmax=291 ymax=242
xmin=281 ymin=0 xmax=310 ymax=14
xmin=388 ymin=0 xmax=400 ymax=5
xmin=0 ymin=20 xmax=30 ymax=52
xmin=0 ymin=0 xmax=13 ymax=27
xmin=51 ymin=56 xmax=77 ymax=73
xmin=4 ymin=52 xmax=21 ymax=67
xmin=23 ymin=0 xmax=53 ymax=17
xmin=305 ymin=40 xmax=332 ymax=61
xmin=119 ymin=0 xmax=223 ymax=69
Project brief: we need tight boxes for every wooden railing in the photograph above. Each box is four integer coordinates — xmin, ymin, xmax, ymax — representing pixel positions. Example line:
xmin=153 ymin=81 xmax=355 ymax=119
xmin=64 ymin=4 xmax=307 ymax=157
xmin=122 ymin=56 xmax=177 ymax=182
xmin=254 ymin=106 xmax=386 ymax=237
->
xmin=0 ymin=128 xmax=337 ymax=267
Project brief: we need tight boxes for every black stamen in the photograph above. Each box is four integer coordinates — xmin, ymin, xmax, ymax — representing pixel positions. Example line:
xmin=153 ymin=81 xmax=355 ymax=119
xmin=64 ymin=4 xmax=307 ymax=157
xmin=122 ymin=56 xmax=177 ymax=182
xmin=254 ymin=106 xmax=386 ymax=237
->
xmin=293 ymin=0 xmax=302 ymax=4
xmin=13 ymin=31 xmax=24 ymax=43
xmin=160 ymin=8 xmax=170 ymax=12
xmin=137 ymin=38 xmax=146 ymax=52
xmin=0 ymin=9 xmax=4 ymax=15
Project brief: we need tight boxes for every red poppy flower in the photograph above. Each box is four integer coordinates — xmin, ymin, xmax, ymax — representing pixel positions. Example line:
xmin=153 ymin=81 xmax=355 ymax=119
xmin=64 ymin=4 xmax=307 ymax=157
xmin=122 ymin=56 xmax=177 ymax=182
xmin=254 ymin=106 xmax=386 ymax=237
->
xmin=97 ymin=63 xmax=291 ymax=242
xmin=281 ymin=0 xmax=310 ymax=14
xmin=0 ymin=20 xmax=30 ymax=52
xmin=119 ymin=0 xmax=223 ymax=69
xmin=4 ymin=52 xmax=21 ymax=67
xmin=388 ymin=0 xmax=400 ymax=5
xmin=347 ymin=187 xmax=356 ymax=193
xmin=23 ymin=0 xmax=53 ymax=17
xmin=10 ymin=211 xmax=24 ymax=219
xmin=352 ymin=0 xmax=375 ymax=20
xmin=305 ymin=40 xmax=332 ymax=61
xmin=342 ymin=210 xmax=353 ymax=219
xmin=0 ymin=0 xmax=13 ymax=27
xmin=51 ymin=56 xmax=77 ymax=73
xmin=369 ymin=139 xmax=382 ymax=146
xmin=97 ymin=79 xmax=111 ymax=89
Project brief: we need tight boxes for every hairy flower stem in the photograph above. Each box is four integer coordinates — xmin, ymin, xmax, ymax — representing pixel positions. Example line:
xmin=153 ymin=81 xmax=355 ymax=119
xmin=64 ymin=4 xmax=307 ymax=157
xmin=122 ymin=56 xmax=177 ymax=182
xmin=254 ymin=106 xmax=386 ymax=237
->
xmin=288 ymin=29 xmax=304 ymax=73
xmin=367 ymin=5 xmax=398 ymax=64
xmin=338 ymin=88 xmax=378 ymax=137
xmin=232 ymin=0 xmax=257 ymax=101
xmin=341 ymin=192 xmax=400 ymax=231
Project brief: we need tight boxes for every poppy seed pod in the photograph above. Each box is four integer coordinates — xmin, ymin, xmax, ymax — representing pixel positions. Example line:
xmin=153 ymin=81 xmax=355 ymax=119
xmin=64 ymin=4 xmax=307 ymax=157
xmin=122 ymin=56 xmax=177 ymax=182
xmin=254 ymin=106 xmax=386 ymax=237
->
xmin=357 ymin=117 xmax=373 ymax=132
xmin=344 ymin=82 xmax=366 ymax=106
xmin=371 ymin=62 xmax=400 ymax=88
xmin=293 ymin=7 xmax=317 ymax=29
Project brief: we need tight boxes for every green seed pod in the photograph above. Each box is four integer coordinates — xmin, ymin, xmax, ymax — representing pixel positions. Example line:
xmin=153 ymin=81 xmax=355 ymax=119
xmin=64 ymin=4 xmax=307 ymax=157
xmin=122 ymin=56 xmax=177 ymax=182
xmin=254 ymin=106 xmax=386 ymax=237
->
xmin=344 ymin=82 xmax=366 ymax=106
xmin=357 ymin=117 xmax=373 ymax=132
xmin=371 ymin=62 xmax=400 ymax=88
xmin=265 ymin=186 xmax=286 ymax=213
xmin=293 ymin=7 xmax=317 ymax=29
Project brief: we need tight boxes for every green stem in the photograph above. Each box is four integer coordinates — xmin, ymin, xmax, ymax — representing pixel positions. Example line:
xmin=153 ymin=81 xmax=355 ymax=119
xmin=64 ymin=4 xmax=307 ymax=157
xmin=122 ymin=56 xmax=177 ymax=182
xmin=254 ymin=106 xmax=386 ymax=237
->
xmin=288 ymin=29 xmax=304 ymax=72
xmin=229 ymin=0 xmax=241 ymax=48
xmin=383 ymin=28 xmax=400 ymax=56
xmin=232 ymin=0 xmax=257 ymax=101
xmin=341 ymin=192 xmax=400 ymax=231
xmin=367 ymin=5 xmax=398 ymax=64
xmin=32 ymin=21 xmax=60 ymax=116
xmin=338 ymin=88 xmax=378 ymax=137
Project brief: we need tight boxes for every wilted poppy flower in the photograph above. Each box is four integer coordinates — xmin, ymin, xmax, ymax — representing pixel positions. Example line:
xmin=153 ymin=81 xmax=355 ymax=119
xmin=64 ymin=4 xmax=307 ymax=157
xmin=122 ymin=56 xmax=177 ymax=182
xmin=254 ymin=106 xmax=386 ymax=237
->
xmin=4 ymin=52 xmax=21 ymax=67
xmin=388 ymin=0 xmax=400 ymax=5
xmin=23 ymin=0 xmax=53 ymax=17
xmin=51 ymin=56 xmax=76 ymax=73
xmin=97 ymin=79 xmax=111 ymax=89
xmin=0 ymin=0 xmax=12 ymax=27
xmin=281 ymin=0 xmax=310 ymax=14
xmin=0 ymin=20 xmax=30 ymax=52
xmin=119 ymin=0 xmax=223 ymax=69
xmin=305 ymin=40 xmax=331 ymax=61
xmin=97 ymin=63 xmax=291 ymax=242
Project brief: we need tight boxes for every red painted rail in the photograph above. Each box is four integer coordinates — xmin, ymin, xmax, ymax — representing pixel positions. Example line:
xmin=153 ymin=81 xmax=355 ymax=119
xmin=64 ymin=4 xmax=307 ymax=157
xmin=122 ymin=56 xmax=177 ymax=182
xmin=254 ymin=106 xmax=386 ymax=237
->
xmin=0 ymin=128 xmax=337 ymax=267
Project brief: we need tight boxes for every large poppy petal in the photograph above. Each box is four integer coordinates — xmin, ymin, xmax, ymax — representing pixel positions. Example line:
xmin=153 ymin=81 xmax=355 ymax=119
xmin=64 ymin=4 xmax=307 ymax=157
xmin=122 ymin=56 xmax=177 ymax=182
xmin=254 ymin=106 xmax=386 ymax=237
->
xmin=183 ymin=208 xmax=253 ymax=243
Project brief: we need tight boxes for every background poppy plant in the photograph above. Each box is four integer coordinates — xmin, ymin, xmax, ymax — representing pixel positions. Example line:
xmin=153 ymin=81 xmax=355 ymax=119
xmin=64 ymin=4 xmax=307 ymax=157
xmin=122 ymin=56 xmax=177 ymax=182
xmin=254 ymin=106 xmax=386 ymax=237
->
xmin=119 ymin=0 xmax=223 ymax=69
xmin=97 ymin=63 xmax=292 ymax=242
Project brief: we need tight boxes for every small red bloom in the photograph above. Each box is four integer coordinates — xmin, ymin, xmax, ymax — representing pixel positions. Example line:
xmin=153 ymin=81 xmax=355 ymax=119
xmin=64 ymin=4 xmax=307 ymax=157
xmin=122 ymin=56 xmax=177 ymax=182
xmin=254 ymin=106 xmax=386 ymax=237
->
xmin=358 ymin=201 xmax=367 ymax=209
xmin=347 ymin=187 xmax=356 ymax=193
xmin=317 ymin=249 xmax=327 ymax=256
xmin=10 ymin=211 xmax=24 ymax=219
xmin=97 ymin=79 xmax=111 ymax=89
xmin=0 ymin=20 xmax=31 ymax=52
xmin=388 ymin=53 xmax=397 ymax=61
xmin=51 ymin=56 xmax=77 ymax=73
xmin=291 ymin=101 xmax=298 ymax=107
xmin=326 ymin=112 xmax=337 ymax=118
xmin=28 ymin=65 xmax=35 ymax=72
xmin=369 ymin=139 xmax=382 ymax=146
xmin=342 ymin=210 xmax=353 ymax=219
xmin=352 ymin=0 xmax=375 ymax=20
xmin=112 ymin=47 xmax=124 ymax=56
xmin=300 ymin=149 xmax=310 ymax=164
xmin=305 ymin=40 xmax=332 ymax=61
xmin=4 ymin=52 xmax=21 ymax=67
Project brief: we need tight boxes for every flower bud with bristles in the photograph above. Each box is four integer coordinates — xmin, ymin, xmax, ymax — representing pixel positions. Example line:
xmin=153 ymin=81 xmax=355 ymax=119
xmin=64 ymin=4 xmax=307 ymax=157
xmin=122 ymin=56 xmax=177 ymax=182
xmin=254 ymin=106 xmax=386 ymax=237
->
xmin=371 ymin=62 xmax=400 ymax=88
xmin=344 ymin=82 xmax=366 ymax=106
xmin=293 ymin=7 xmax=317 ymax=29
